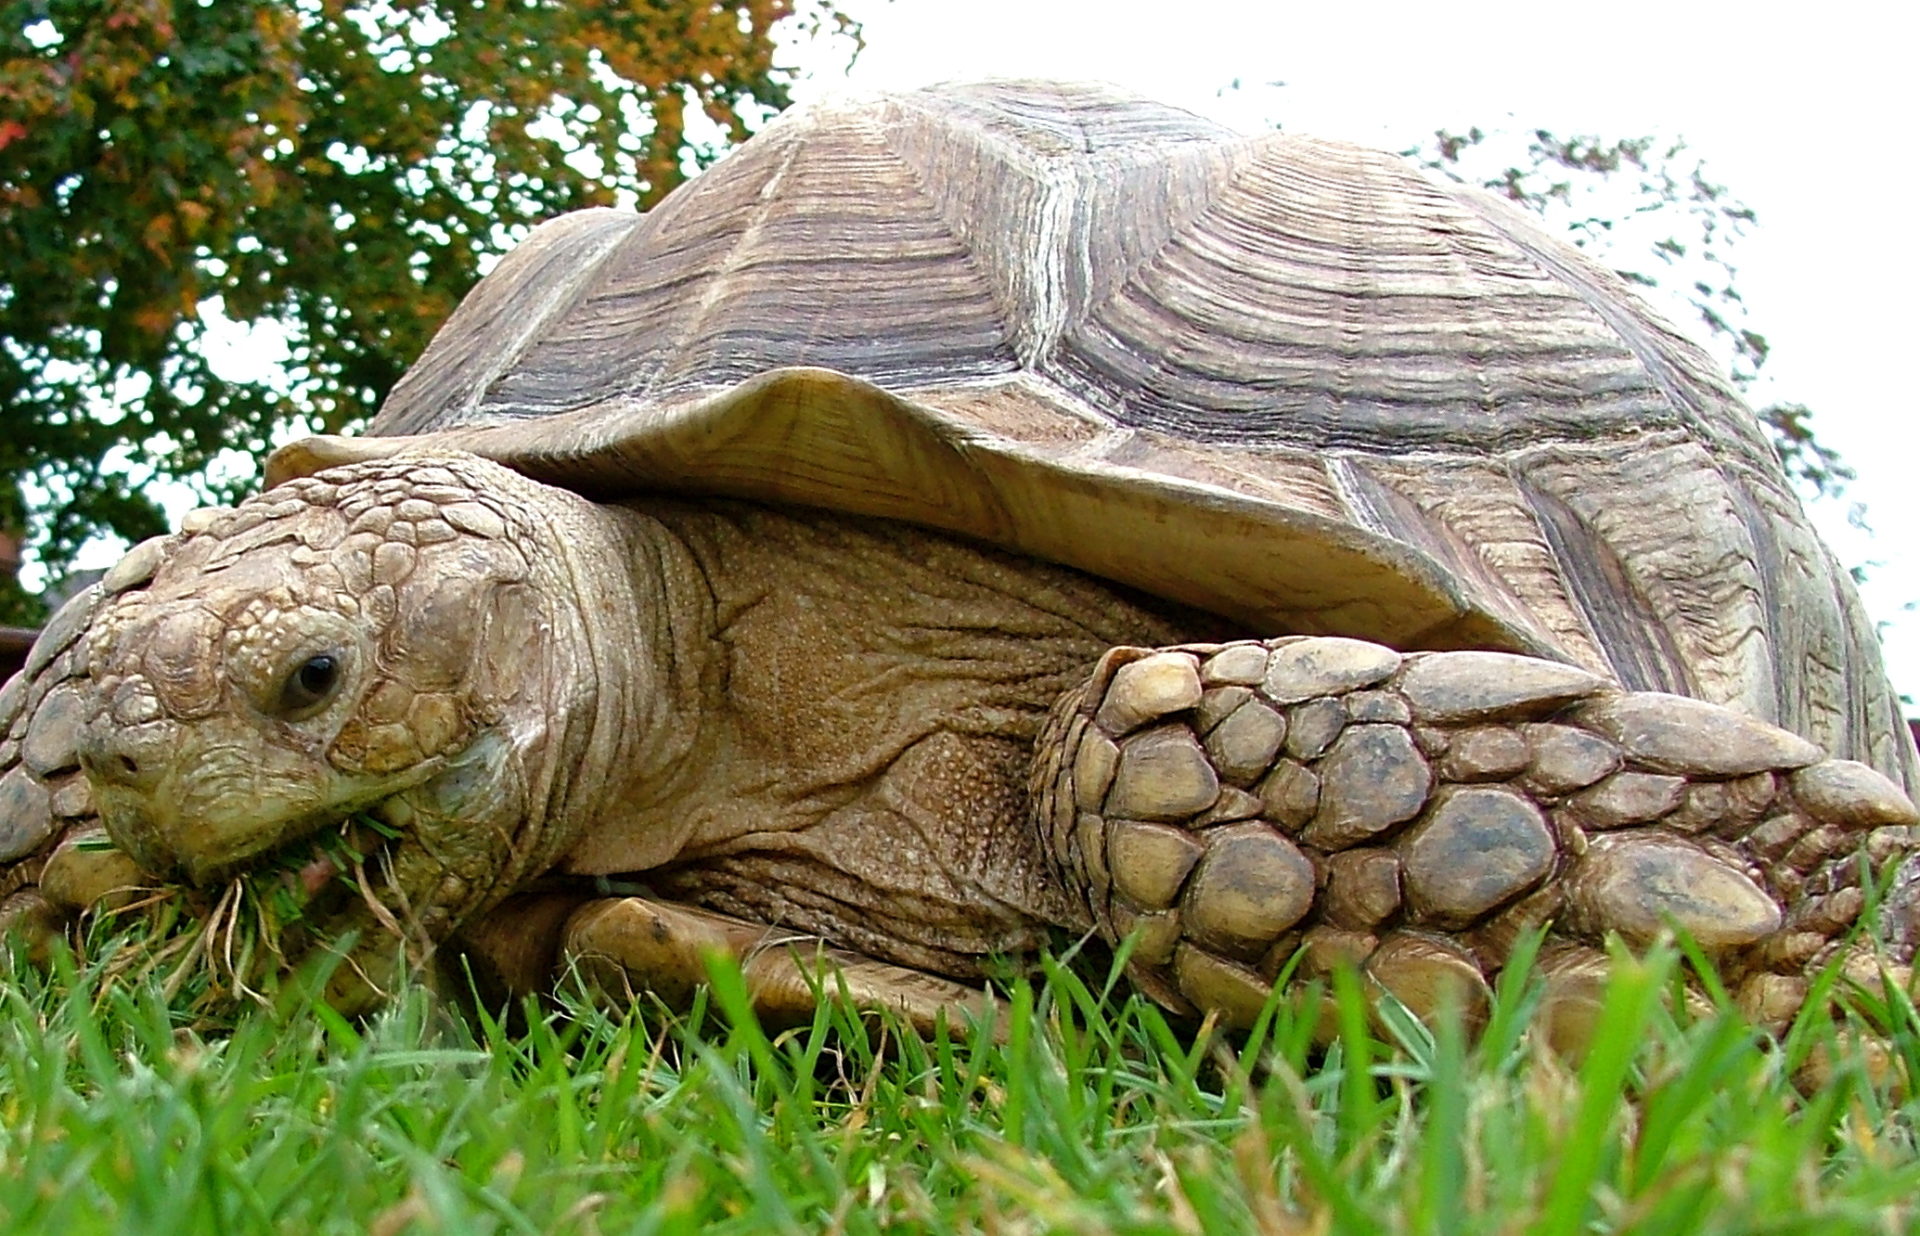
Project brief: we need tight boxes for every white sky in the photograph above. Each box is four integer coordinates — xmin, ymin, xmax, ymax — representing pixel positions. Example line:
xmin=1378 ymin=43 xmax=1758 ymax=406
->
xmin=780 ymin=0 xmax=1920 ymax=702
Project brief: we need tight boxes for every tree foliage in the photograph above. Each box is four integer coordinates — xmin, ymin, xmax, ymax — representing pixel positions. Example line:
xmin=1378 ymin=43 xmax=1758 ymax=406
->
xmin=0 ymin=0 xmax=850 ymax=617
xmin=1408 ymin=127 xmax=1850 ymax=500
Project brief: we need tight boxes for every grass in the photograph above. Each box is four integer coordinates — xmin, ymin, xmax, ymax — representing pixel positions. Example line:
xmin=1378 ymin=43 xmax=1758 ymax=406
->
xmin=0 ymin=930 xmax=1917 ymax=1234
xmin=69 ymin=812 xmax=413 ymax=1020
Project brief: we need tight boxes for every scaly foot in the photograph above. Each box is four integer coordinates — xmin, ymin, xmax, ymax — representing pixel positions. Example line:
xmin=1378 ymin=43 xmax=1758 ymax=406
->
xmin=1033 ymin=637 xmax=1919 ymax=1033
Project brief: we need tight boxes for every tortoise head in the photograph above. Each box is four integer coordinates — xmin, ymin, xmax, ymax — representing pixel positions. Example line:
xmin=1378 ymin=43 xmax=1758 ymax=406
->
xmin=75 ymin=453 xmax=613 ymax=991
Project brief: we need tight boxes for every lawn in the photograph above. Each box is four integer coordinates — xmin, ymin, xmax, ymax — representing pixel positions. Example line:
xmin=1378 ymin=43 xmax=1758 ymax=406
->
xmin=0 ymin=929 xmax=1915 ymax=1235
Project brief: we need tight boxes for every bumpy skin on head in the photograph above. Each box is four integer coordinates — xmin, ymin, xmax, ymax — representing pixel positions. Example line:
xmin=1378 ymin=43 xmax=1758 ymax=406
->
xmin=71 ymin=453 xmax=639 ymax=1006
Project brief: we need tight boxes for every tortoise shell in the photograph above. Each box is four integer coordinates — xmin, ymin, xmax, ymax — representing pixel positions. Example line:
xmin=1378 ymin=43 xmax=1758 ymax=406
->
xmin=271 ymin=80 xmax=1914 ymax=789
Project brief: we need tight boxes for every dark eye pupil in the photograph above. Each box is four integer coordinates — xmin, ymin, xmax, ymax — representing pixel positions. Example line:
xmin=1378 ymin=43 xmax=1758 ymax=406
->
xmin=279 ymin=653 xmax=340 ymax=715
xmin=298 ymin=655 xmax=336 ymax=695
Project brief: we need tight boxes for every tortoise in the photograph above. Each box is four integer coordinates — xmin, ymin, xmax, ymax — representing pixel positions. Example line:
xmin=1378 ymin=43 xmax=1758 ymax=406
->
xmin=1 ymin=81 xmax=1916 ymax=1032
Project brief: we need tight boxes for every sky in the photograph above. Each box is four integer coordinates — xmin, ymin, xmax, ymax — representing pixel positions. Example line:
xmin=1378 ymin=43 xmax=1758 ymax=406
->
xmin=771 ymin=0 xmax=1920 ymax=701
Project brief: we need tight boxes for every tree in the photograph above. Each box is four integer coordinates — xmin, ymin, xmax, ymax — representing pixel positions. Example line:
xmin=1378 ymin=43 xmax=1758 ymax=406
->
xmin=1406 ymin=126 xmax=1850 ymax=500
xmin=0 ymin=0 xmax=853 ymax=619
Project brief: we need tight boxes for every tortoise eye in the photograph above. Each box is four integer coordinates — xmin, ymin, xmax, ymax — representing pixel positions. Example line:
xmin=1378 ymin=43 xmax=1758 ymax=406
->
xmin=278 ymin=653 xmax=342 ymax=717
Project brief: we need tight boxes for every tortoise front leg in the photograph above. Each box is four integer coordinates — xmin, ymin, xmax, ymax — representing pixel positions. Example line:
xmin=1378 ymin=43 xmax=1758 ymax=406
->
xmin=0 ymin=546 xmax=174 ymax=956
xmin=1034 ymin=637 xmax=1919 ymax=1033
xmin=558 ymin=896 xmax=995 ymax=1035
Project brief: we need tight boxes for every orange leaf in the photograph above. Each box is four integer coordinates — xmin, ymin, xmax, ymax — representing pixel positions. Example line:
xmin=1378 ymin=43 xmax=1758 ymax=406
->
xmin=141 ymin=212 xmax=176 ymax=259
xmin=131 ymin=303 xmax=175 ymax=335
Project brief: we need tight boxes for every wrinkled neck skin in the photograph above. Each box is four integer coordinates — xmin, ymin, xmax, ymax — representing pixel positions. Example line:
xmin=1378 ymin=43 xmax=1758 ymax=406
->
xmin=547 ymin=497 xmax=1207 ymax=975
xmin=509 ymin=498 xmax=719 ymax=876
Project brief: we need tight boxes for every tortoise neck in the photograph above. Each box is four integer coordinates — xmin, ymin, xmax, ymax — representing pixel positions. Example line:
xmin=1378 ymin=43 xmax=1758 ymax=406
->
xmin=544 ymin=501 xmax=726 ymax=870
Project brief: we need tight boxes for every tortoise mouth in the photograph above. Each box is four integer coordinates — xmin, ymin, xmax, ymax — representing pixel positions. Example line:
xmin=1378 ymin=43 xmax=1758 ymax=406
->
xmin=93 ymin=750 xmax=455 ymax=890
xmin=91 ymin=739 xmax=515 ymax=1013
xmin=89 ymin=795 xmax=440 ymax=1016
xmin=220 ymin=804 xmax=409 ymax=933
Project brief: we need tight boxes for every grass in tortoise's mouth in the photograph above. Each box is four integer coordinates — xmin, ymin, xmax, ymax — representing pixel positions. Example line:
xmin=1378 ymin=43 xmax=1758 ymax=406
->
xmin=82 ymin=807 xmax=416 ymax=1020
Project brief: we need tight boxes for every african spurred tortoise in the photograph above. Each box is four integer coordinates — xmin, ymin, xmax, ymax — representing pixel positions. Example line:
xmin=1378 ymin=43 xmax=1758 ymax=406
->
xmin=2 ymin=82 xmax=1915 ymax=1031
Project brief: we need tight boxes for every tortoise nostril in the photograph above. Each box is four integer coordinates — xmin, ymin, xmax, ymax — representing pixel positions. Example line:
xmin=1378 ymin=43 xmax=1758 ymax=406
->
xmin=80 ymin=734 xmax=159 ymax=789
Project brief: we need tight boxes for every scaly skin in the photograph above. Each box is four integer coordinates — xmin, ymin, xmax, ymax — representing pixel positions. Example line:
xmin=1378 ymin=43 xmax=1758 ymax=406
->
xmin=1036 ymin=641 xmax=1920 ymax=1035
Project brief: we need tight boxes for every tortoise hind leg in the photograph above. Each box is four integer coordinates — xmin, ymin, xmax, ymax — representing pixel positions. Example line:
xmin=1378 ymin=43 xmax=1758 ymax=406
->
xmin=559 ymin=896 xmax=995 ymax=1035
xmin=1032 ymin=636 xmax=1919 ymax=1033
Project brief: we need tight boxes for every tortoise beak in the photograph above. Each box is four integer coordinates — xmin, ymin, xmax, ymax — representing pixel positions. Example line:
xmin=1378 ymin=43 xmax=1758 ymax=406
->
xmin=78 ymin=726 xmax=320 ymax=887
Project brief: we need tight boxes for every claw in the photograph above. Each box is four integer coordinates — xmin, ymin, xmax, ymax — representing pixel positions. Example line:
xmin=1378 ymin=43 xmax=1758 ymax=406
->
xmin=0 ymin=888 xmax=66 ymax=968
